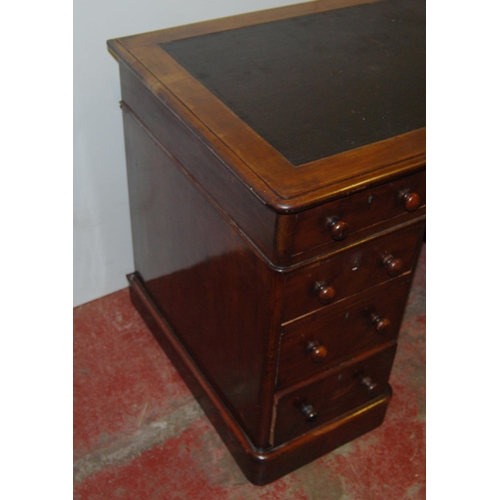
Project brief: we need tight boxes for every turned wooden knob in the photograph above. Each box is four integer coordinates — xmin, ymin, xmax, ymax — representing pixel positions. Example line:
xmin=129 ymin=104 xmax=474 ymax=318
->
xmin=328 ymin=218 xmax=350 ymax=241
xmin=370 ymin=313 xmax=391 ymax=333
xmin=382 ymin=255 xmax=403 ymax=277
xmin=402 ymin=192 xmax=421 ymax=212
xmin=361 ymin=376 xmax=377 ymax=391
xmin=307 ymin=341 xmax=328 ymax=362
xmin=300 ymin=403 xmax=319 ymax=422
xmin=315 ymin=282 xmax=336 ymax=304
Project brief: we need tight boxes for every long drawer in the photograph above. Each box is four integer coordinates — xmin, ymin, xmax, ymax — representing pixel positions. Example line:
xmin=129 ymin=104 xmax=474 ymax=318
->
xmin=272 ymin=344 xmax=397 ymax=446
xmin=277 ymin=280 xmax=411 ymax=389
xmin=282 ymin=222 xmax=424 ymax=323
xmin=289 ymin=170 xmax=426 ymax=261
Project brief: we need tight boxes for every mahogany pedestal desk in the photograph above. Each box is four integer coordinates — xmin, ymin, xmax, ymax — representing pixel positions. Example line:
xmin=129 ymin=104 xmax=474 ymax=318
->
xmin=108 ymin=0 xmax=425 ymax=485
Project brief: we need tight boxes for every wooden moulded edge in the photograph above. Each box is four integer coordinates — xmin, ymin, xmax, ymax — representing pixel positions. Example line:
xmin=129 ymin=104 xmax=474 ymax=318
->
xmin=107 ymin=0 xmax=426 ymax=212
xmin=127 ymin=271 xmax=393 ymax=485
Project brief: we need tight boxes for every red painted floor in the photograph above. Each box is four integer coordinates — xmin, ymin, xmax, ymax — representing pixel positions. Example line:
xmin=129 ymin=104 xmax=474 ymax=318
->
xmin=74 ymin=244 xmax=425 ymax=499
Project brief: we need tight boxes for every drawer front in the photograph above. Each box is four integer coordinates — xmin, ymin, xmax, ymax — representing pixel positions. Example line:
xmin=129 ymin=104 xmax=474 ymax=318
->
xmin=290 ymin=170 xmax=425 ymax=259
xmin=277 ymin=280 xmax=410 ymax=389
xmin=282 ymin=222 xmax=424 ymax=323
xmin=273 ymin=345 xmax=397 ymax=446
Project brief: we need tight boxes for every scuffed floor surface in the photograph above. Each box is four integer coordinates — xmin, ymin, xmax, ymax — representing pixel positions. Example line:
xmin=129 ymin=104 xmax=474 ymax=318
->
xmin=74 ymin=244 xmax=425 ymax=499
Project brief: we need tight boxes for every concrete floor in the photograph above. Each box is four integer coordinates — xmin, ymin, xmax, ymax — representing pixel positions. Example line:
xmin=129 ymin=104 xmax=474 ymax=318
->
xmin=74 ymin=244 xmax=425 ymax=499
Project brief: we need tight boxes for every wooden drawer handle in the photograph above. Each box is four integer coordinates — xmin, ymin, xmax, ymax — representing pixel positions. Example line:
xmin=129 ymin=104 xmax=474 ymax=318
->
xmin=382 ymin=254 xmax=403 ymax=277
xmin=327 ymin=218 xmax=350 ymax=241
xmin=370 ymin=313 xmax=391 ymax=333
xmin=314 ymin=282 xmax=336 ymax=304
xmin=401 ymin=191 xmax=421 ymax=212
xmin=307 ymin=341 xmax=328 ymax=362
xmin=361 ymin=376 xmax=377 ymax=392
xmin=300 ymin=403 xmax=319 ymax=423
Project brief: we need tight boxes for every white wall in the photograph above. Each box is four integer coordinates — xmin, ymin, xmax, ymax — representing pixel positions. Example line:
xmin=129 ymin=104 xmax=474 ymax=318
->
xmin=73 ymin=0 xmax=309 ymax=307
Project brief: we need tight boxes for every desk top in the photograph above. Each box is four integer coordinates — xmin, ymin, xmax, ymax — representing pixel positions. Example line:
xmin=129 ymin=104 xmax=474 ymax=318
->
xmin=161 ymin=0 xmax=425 ymax=166
xmin=108 ymin=0 xmax=425 ymax=209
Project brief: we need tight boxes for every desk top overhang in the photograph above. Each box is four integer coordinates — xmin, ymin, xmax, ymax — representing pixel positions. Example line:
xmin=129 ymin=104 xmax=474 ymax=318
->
xmin=108 ymin=0 xmax=425 ymax=211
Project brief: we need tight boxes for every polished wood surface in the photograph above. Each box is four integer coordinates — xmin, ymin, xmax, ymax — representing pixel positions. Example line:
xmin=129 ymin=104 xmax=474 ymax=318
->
xmin=118 ymin=75 xmax=283 ymax=265
xmin=328 ymin=219 xmax=351 ymax=241
xmin=160 ymin=0 xmax=425 ymax=165
xmin=281 ymin=222 xmax=424 ymax=322
xmin=128 ymin=271 xmax=392 ymax=485
xmin=277 ymin=280 xmax=411 ymax=389
xmin=122 ymin=107 xmax=282 ymax=447
xmin=273 ymin=344 xmax=397 ymax=446
xmin=107 ymin=0 xmax=425 ymax=208
xmin=109 ymin=0 xmax=426 ymax=485
xmin=290 ymin=169 xmax=426 ymax=259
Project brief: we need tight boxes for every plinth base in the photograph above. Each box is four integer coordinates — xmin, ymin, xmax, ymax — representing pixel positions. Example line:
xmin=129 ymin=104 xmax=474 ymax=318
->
xmin=128 ymin=272 xmax=392 ymax=485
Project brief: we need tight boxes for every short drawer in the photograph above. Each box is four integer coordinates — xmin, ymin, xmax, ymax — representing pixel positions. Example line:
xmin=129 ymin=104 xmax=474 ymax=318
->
xmin=290 ymin=170 xmax=425 ymax=260
xmin=282 ymin=222 xmax=424 ymax=323
xmin=277 ymin=280 xmax=410 ymax=389
xmin=272 ymin=344 xmax=397 ymax=446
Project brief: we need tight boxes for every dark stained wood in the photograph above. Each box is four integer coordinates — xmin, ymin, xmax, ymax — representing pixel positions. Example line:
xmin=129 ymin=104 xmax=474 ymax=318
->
xmin=329 ymin=219 xmax=351 ymax=241
xmin=130 ymin=273 xmax=393 ymax=485
xmin=289 ymin=169 xmax=426 ymax=260
xmin=119 ymin=77 xmax=301 ymax=269
xmin=273 ymin=344 xmax=397 ymax=445
xmin=277 ymin=280 xmax=411 ymax=389
xmin=371 ymin=314 xmax=391 ymax=332
xmin=122 ymin=107 xmax=284 ymax=447
xmin=307 ymin=342 xmax=329 ymax=362
xmin=281 ymin=222 xmax=424 ymax=323
xmin=402 ymin=191 xmax=422 ymax=211
xmin=383 ymin=254 xmax=404 ymax=276
xmin=107 ymin=0 xmax=426 ymax=209
xmin=161 ymin=0 xmax=425 ymax=165
xmin=108 ymin=0 xmax=426 ymax=485
xmin=118 ymin=63 xmax=424 ymax=269
xmin=315 ymin=282 xmax=337 ymax=305
xmin=118 ymin=68 xmax=284 ymax=265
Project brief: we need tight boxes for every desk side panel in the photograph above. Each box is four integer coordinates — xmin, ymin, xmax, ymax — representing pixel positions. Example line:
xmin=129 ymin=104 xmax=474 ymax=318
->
xmin=119 ymin=63 xmax=289 ymax=265
xmin=122 ymin=107 xmax=281 ymax=447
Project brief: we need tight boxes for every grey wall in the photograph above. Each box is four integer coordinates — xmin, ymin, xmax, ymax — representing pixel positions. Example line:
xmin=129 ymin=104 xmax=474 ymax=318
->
xmin=73 ymin=0 xmax=308 ymax=306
